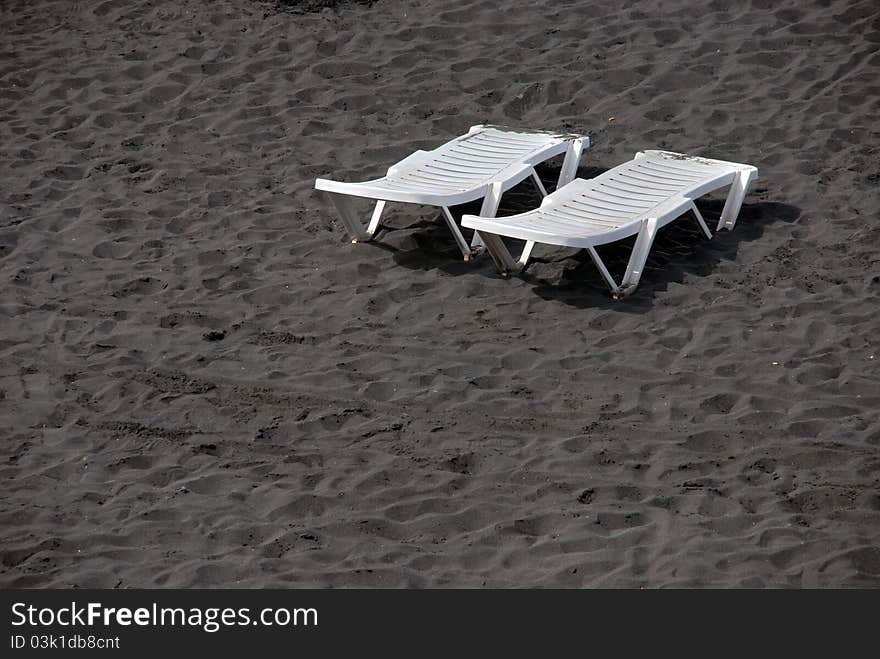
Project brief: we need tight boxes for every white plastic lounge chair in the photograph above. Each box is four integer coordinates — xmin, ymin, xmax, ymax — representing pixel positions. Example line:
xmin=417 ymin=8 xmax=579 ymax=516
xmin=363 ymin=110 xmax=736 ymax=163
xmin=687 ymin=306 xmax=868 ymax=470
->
xmin=314 ymin=125 xmax=588 ymax=260
xmin=462 ymin=150 xmax=758 ymax=298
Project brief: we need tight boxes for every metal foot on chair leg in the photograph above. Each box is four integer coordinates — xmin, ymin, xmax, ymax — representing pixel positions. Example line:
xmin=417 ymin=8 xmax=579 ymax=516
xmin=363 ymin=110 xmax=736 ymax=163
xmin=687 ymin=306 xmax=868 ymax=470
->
xmin=611 ymin=284 xmax=637 ymax=300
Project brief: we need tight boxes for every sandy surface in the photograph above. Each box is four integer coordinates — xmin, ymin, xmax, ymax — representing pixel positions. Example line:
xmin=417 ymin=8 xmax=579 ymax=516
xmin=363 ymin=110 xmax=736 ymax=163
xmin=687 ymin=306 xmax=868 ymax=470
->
xmin=1 ymin=0 xmax=878 ymax=587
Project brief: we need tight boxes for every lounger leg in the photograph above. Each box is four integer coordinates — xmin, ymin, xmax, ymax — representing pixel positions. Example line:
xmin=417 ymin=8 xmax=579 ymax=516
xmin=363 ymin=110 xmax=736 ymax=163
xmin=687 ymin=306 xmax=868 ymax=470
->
xmin=471 ymin=182 xmax=504 ymax=253
xmin=529 ymin=168 xmax=548 ymax=197
xmin=478 ymin=231 xmax=519 ymax=275
xmin=366 ymin=200 xmax=386 ymax=238
xmin=689 ymin=201 xmax=713 ymax=239
xmin=516 ymin=170 xmax=544 ymax=266
xmin=717 ymin=170 xmax=755 ymax=231
xmin=441 ymin=207 xmax=474 ymax=261
xmin=324 ymin=192 xmax=385 ymax=243
xmin=518 ymin=241 xmax=536 ymax=267
xmin=616 ymin=217 xmax=659 ymax=299
xmin=587 ymin=247 xmax=621 ymax=296
xmin=557 ymin=138 xmax=585 ymax=189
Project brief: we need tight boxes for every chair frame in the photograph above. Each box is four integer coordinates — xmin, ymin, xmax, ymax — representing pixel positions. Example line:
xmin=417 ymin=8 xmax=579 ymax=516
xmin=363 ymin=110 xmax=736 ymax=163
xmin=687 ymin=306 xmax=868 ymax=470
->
xmin=463 ymin=151 xmax=758 ymax=297
xmin=315 ymin=125 xmax=588 ymax=260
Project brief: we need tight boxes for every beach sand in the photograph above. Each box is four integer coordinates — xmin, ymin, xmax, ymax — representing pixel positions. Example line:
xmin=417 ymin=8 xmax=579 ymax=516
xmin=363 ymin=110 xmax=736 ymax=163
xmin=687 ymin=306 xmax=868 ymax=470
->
xmin=1 ymin=0 xmax=878 ymax=587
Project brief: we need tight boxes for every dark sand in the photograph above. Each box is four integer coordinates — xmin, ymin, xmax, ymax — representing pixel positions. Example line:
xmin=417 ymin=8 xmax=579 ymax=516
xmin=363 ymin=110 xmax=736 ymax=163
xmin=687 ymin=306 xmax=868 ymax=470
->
xmin=1 ymin=0 xmax=878 ymax=587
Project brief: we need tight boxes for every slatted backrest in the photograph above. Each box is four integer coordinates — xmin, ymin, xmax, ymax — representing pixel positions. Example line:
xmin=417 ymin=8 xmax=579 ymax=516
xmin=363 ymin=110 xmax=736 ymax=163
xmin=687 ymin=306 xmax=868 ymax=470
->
xmin=543 ymin=152 xmax=737 ymax=229
xmin=387 ymin=127 xmax=563 ymax=191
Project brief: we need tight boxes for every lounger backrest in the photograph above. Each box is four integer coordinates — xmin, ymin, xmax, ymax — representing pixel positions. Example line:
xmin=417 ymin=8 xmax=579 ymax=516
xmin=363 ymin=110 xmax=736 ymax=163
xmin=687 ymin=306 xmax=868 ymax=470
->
xmin=541 ymin=152 xmax=749 ymax=221
xmin=385 ymin=127 xmax=565 ymax=192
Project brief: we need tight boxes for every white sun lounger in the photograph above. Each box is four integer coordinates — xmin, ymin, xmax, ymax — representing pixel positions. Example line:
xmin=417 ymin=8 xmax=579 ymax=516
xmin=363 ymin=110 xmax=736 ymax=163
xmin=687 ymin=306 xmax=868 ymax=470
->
xmin=462 ymin=150 xmax=758 ymax=297
xmin=314 ymin=125 xmax=588 ymax=260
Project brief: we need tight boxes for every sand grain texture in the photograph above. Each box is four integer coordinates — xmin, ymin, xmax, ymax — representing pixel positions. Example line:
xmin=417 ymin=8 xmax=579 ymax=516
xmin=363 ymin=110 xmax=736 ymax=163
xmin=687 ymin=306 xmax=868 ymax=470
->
xmin=1 ymin=0 xmax=879 ymax=587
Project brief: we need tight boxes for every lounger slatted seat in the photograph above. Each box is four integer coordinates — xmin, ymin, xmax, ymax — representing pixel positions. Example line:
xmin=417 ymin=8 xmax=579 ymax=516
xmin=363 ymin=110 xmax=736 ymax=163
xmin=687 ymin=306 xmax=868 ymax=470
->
xmin=462 ymin=150 xmax=758 ymax=297
xmin=315 ymin=125 xmax=587 ymax=260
